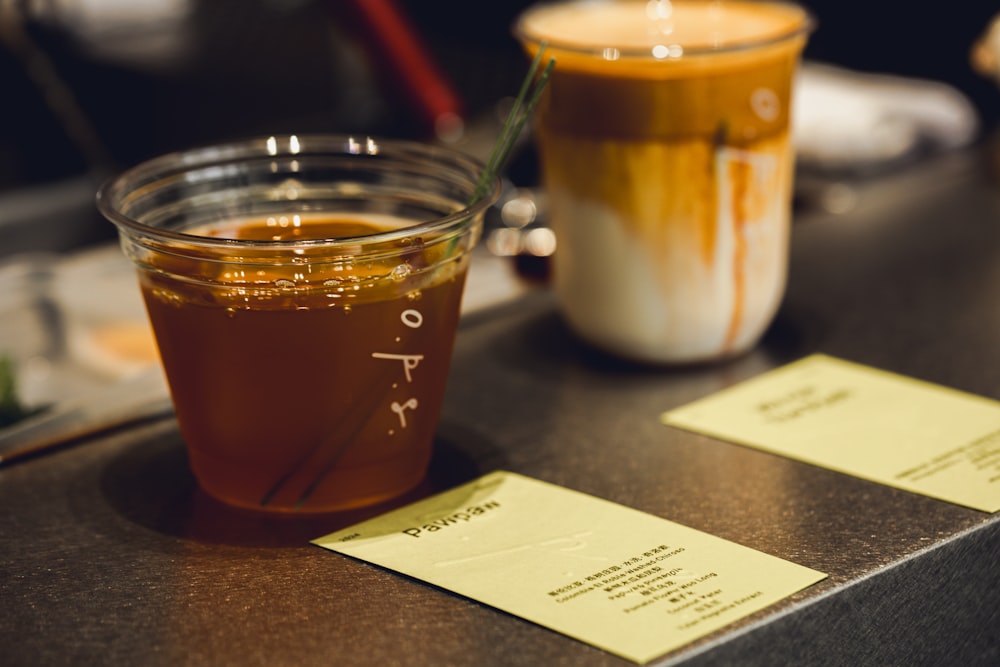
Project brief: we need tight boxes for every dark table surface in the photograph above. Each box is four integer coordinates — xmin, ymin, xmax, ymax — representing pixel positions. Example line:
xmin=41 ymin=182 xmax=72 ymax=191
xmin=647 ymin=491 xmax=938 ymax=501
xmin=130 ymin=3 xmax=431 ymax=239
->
xmin=2 ymin=141 xmax=1000 ymax=666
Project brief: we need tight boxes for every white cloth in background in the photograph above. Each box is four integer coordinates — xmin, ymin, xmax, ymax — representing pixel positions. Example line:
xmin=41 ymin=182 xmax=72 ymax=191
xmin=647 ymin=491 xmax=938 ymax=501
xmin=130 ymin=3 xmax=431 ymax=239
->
xmin=25 ymin=0 xmax=196 ymax=69
xmin=793 ymin=61 xmax=980 ymax=171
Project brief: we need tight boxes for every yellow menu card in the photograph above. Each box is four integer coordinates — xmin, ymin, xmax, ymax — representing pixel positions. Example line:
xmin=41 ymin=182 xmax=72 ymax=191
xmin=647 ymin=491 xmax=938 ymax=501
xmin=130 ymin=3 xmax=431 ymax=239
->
xmin=313 ymin=471 xmax=826 ymax=664
xmin=663 ymin=354 xmax=1000 ymax=513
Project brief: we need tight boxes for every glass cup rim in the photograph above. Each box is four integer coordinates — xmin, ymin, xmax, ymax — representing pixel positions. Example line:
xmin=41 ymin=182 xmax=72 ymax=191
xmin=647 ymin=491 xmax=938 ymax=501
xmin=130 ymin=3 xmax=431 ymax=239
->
xmin=95 ymin=133 xmax=500 ymax=251
xmin=513 ymin=0 xmax=815 ymax=60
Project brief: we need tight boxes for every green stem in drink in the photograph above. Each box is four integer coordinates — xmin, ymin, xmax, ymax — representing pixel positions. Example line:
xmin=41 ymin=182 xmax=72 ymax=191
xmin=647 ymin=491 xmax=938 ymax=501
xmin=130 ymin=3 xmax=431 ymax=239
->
xmin=469 ymin=44 xmax=555 ymax=205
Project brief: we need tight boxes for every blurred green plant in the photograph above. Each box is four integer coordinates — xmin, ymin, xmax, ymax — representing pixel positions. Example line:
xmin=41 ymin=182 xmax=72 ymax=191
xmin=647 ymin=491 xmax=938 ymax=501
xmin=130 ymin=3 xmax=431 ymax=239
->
xmin=0 ymin=356 xmax=33 ymax=428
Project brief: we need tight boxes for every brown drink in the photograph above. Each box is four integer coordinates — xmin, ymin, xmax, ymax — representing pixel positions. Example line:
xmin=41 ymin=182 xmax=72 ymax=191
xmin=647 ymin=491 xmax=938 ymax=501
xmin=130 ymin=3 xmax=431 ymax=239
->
xmin=141 ymin=215 xmax=467 ymax=512
xmin=516 ymin=0 xmax=812 ymax=363
xmin=98 ymin=136 xmax=496 ymax=514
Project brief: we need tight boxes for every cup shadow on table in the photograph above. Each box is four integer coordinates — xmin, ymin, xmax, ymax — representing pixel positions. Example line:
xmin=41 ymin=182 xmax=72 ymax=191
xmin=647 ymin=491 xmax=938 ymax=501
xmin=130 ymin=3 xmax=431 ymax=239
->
xmin=99 ymin=420 xmax=507 ymax=548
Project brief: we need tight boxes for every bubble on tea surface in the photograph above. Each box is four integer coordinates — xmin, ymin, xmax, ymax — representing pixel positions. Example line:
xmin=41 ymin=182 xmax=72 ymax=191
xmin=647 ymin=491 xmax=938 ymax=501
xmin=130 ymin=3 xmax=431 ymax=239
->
xmin=322 ymin=273 xmax=365 ymax=294
xmin=274 ymin=279 xmax=296 ymax=289
xmin=390 ymin=264 xmax=412 ymax=281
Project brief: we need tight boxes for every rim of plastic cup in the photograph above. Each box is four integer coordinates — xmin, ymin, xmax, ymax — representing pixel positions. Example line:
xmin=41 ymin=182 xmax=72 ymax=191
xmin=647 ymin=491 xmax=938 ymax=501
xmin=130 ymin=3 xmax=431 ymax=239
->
xmin=96 ymin=134 xmax=500 ymax=250
xmin=513 ymin=0 xmax=815 ymax=60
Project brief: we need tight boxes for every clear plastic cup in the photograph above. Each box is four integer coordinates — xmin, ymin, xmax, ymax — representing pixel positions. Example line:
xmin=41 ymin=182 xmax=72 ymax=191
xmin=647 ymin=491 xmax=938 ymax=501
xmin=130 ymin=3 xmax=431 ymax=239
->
xmin=97 ymin=135 xmax=498 ymax=514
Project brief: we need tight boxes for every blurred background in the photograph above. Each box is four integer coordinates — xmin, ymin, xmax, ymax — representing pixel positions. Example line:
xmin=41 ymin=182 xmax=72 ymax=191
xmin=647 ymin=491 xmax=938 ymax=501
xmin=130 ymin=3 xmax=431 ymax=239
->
xmin=1 ymin=0 xmax=999 ymax=255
